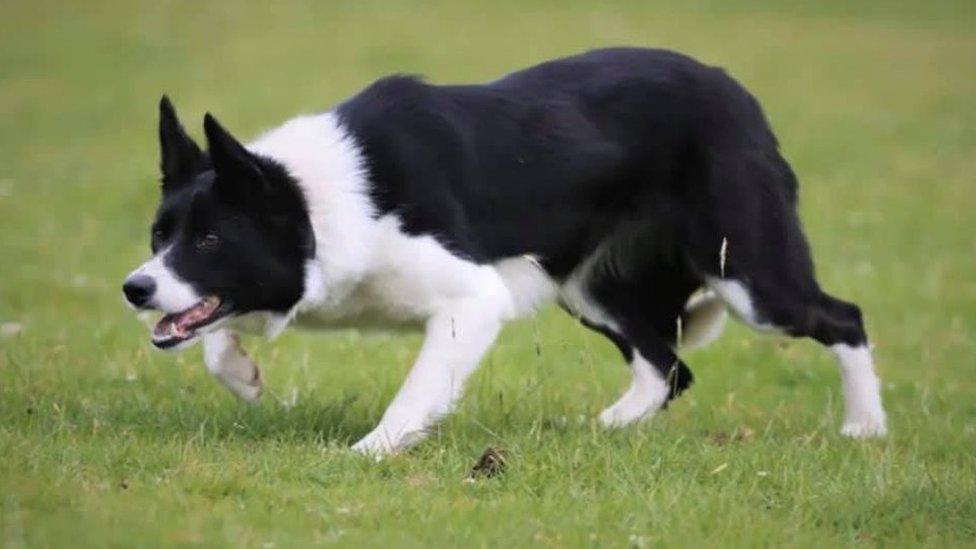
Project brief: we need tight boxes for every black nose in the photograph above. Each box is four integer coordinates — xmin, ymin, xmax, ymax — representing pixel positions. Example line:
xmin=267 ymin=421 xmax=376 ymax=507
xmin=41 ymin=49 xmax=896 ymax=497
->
xmin=123 ymin=275 xmax=156 ymax=307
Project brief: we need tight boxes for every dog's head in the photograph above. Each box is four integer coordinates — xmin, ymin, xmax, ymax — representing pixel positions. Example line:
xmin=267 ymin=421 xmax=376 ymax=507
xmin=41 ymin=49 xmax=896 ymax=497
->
xmin=123 ymin=97 xmax=313 ymax=350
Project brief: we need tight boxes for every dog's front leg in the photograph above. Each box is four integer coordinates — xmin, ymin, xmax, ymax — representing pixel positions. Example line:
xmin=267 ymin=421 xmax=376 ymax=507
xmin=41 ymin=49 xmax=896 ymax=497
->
xmin=352 ymin=298 xmax=504 ymax=455
xmin=202 ymin=329 xmax=263 ymax=402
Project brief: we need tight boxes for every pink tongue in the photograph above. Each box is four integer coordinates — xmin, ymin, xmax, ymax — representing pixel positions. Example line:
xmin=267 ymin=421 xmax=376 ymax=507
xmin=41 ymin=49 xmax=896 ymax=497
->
xmin=154 ymin=298 xmax=219 ymax=339
xmin=177 ymin=304 xmax=207 ymax=328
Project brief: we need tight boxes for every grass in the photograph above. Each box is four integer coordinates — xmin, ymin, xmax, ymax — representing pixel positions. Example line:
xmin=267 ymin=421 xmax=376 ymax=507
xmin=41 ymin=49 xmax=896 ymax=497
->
xmin=1 ymin=0 xmax=975 ymax=546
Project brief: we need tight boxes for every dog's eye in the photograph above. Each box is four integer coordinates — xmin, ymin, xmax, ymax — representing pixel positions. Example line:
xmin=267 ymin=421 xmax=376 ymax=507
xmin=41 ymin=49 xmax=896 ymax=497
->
xmin=151 ymin=227 xmax=166 ymax=252
xmin=196 ymin=233 xmax=221 ymax=251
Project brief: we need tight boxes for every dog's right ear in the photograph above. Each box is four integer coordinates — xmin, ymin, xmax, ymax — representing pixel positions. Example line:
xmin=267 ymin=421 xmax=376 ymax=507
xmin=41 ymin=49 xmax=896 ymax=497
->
xmin=159 ymin=95 xmax=203 ymax=189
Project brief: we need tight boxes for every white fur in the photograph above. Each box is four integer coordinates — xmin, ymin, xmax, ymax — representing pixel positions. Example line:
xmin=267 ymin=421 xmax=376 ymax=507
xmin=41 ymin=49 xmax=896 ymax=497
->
xmin=250 ymin=113 xmax=378 ymax=312
xmin=248 ymin=113 xmax=554 ymax=453
xmin=709 ymin=277 xmax=886 ymax=438
xmin=706 ymin=277 xmax=776 ymax=332
xmin=127 ymin=249 xmax=238 ymax=352
xmin=831 ymin=344 xmax=887 ymax=438
xmin=126 ymin=248 xmax=200 ymax=314
xmin=707 ymin=276 xmax=886 ymax=438
xmin=680 ymin=290 xmax=727 ymax=349
xmin=352 ymin=293 xmax=507 ymax=454
xmin=494 ymin=255 xmax=558 ymax=317
xmin=559 ymin=249 xmax=674 ymax=428
xmin=203 ymin=329 xmax=262 ymax=402
xmin=598 ymin=350 xmax=670 ymax=427
xmin=559 ymin=247 xmax=622 ymax=332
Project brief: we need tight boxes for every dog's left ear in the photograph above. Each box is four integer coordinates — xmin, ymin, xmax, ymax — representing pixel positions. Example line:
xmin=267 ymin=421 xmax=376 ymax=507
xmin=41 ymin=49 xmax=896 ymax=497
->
xmin=203 ymin=113 xmax=267 ymax=202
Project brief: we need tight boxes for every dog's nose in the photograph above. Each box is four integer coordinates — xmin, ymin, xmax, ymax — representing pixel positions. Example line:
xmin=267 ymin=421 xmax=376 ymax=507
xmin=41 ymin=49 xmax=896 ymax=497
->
xmin=123 ymin=275 xmax=156 ymax=307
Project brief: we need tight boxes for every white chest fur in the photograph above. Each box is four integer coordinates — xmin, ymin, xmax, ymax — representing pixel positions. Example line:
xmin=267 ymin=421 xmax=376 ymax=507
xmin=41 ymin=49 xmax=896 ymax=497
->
xmin=248 ymin=112 xmax=555 ymax=335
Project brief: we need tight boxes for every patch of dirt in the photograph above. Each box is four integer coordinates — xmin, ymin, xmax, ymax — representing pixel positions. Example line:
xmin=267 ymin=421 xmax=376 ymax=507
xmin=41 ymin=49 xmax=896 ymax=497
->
xmin=467 ymin=446 xmax=507 ymax=480
xmin=709 ymin=426 xmax=755 ymax=446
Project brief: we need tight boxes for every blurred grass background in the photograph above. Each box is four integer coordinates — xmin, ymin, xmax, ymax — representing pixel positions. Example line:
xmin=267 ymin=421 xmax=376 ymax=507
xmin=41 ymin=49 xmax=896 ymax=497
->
xmin=1 ymin=0 xmax=974 ymax=546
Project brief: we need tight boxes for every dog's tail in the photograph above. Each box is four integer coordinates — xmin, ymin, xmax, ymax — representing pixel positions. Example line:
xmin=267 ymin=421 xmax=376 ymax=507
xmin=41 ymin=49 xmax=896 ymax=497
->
xmin=678 ymin=290 xmax=727 ymax=349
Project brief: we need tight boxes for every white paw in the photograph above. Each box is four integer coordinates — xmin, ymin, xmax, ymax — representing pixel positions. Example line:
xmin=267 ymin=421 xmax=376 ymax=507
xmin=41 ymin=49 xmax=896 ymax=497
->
xmin=351 ymin=425 xmax=426 ymax=457
xmin=203 ymin=331 xmax=263 ymax=403
xmin=840 ymin=414 xmax=887 ymax=438
xmin=598 ymin=402 xmax=655 ymax=428
xmin=217 ymin=373 xmax=262 ymax=403
xmin=350 ymin=431 xmax=397 ymax=457
xmin=230 ymin=378 xmax=262 ymax=403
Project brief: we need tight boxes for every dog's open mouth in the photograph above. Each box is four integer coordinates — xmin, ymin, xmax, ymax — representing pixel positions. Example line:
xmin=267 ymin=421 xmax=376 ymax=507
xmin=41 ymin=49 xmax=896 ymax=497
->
xmin=151 ymin=296 xmax=229 ymax=348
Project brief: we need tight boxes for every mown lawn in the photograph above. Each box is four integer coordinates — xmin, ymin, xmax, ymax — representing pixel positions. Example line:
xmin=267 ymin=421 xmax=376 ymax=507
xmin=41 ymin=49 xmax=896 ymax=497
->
xmin=1 ymin=0 xmax=974 ymax=546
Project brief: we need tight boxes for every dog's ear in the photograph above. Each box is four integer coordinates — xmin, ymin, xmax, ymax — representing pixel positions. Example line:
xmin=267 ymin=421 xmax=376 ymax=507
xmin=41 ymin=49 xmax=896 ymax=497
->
xmin=159 ymin=95 xmax=203 ymax=188
xmin=203 ymin=113 xmax=267 ymax=202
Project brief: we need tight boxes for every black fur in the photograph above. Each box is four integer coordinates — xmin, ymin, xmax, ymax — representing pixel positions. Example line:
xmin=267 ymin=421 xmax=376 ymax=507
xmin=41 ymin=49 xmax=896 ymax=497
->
xmin=338 ymin=47 xmax=867 ymax=390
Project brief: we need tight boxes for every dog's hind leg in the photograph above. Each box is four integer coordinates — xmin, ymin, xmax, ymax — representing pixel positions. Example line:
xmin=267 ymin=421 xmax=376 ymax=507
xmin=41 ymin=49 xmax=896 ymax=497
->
xmin=202 ymin=329 xmax=263 ymax=402
xmin=706 ymin=276 xmax=886 ymax=437
xmin=692 ymin=148 xmax=885 ymax=437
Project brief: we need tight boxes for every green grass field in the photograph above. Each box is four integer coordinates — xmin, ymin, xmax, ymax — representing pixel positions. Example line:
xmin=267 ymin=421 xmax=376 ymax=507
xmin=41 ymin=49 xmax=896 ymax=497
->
xmin=2 ymin=0 xmax=975 ymax=546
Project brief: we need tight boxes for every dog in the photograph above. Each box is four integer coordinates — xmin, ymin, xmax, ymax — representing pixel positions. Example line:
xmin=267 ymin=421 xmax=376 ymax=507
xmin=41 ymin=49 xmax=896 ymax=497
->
xmin=123 ymin=48 xmax=886 ymax=454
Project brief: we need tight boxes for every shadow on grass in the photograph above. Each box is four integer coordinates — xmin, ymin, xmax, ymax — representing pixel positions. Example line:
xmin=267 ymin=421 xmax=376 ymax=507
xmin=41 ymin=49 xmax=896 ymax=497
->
xmin=11 ymin=386 xmax=380 ymax=447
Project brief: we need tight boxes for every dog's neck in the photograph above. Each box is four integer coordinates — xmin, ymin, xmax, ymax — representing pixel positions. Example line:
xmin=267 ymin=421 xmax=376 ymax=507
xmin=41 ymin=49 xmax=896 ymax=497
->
xmin=248 ymin=112 xmax=379 ymax=335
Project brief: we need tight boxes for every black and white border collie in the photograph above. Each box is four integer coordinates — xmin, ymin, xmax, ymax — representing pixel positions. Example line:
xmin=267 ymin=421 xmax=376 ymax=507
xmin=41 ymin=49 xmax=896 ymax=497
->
xmin=123 ymin=48 xmax=886 ymax=455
